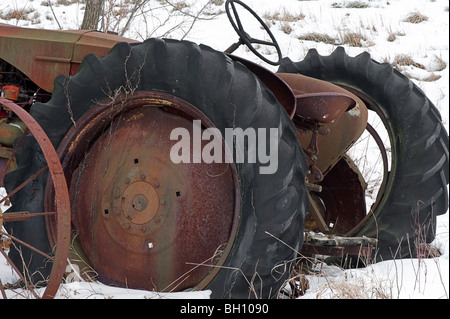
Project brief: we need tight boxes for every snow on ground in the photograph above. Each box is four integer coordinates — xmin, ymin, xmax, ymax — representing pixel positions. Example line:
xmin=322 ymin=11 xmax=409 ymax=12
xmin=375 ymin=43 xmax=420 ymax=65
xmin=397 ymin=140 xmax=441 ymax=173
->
xmin=1 ymin=0 xmax=449 ymax=299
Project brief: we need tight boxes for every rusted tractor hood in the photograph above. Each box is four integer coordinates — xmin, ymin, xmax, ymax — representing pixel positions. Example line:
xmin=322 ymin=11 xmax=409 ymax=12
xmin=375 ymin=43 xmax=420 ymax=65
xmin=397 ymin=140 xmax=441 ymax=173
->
xmin=0 ymin=23 xmax=138 ymax=92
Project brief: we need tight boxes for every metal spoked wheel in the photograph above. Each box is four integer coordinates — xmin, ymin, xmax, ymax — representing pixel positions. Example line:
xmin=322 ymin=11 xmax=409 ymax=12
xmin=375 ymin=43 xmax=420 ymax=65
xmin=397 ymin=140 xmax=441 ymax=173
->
xmin=0 ymin=97 xmax=70 ymax=299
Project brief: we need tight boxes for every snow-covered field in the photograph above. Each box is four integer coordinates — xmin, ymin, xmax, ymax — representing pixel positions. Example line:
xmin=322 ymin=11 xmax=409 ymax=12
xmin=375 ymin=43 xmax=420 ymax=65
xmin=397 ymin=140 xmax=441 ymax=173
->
xmin=1 ymin=0 xmax=448 ymax=299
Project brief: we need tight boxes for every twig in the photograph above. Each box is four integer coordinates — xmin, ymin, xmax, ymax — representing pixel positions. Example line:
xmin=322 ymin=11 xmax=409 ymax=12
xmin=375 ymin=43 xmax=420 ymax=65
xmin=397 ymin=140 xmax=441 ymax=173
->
xmin=119 ymin=0 xmax=147 ymax=36
xmin=47 ymin=1 xmax=62 ymax=29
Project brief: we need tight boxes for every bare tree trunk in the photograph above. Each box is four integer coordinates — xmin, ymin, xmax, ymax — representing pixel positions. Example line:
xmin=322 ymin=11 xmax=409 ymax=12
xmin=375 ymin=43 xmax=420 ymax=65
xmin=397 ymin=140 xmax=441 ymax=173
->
xmin=81 ymin=0 xmax=105 ymax=30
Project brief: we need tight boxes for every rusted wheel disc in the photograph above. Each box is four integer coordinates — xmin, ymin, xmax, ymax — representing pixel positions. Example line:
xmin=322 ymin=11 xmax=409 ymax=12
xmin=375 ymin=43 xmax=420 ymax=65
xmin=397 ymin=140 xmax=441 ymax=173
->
xmin=49 ymin=92 xmax=239 ymax=292
xmin=312 ymin=155 xmax=367 ymax=235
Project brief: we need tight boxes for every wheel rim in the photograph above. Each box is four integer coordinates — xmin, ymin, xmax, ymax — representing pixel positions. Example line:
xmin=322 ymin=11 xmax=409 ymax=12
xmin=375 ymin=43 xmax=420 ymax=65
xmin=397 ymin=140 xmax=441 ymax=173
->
xmin=45 ymin=91 xmax=240 ymax=292
xmin=311 ymin=93 xmax=392 ymax=236
xmin=0 ymin=97 xmax=70 ymax=299
xmin=343 ymin=94 xmax=393 ymax=236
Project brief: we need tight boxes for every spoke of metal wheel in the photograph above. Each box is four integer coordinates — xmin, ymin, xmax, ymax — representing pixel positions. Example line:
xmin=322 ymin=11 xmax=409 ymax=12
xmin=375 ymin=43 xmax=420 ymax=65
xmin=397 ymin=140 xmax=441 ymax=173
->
xmin=0 ymin=211 xmax=57 ymax=222
xmin=0 ymin=279 xmax=7 ymax=299
xmin=1 ymin=166 xmax=53 ymax=298
xmin=0 ymin=165 xmax=48 ymax=206
xmin=0 ymin=249 xmax=40 ymax=299
xmin=0 ymin=230 xmax=54 ymax=261
xmin=1 ymin=213 xmax=57 ymax=299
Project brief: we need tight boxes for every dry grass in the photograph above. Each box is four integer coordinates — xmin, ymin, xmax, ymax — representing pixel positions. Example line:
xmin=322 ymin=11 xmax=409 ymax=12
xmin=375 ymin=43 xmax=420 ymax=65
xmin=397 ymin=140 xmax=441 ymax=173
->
xmin=403 ymin=12 xmax=429 ymax=24
xmin=0 ymin=8 xmax=35 ymax=21
xmin=298 ymin=32 xmax=337 ymax=45
xmin=284 ymin=236 xmax=446 ymax=299
xmin=41 ymin=0 xmax=80 ymax=6
xmin=386 ymin=28 xmax=405 ymax=42
xmin=422 ymin=73 xmax=442 ymax=82
xmin=170 ymin=0 xmax=189 ymax=12
xmin=263 ymin=8 xmax=305 ymax=23
xmin=210 ymin=0 xmax=224 ymax=5
xmin=284 ymin=201 xmax=448 ymax=299
xmin=263 ymin=8 xmax=305 ymax=35
xmin=298 ymin=31 xmax=371 ymax=47
xmin=340 ymin=31 xmax=370 ymax=47
xmin=282 ymin=253 xmax=393 ymax=299
xmin=392 ymin=54 xmax=426 ymax=70
xmin=394 ymin=71 xmax=441 ymax=83
xmin=332 ymin=1 xmax=370 ymax=9
xmin=386 ymin=33 xmax=396 ymax=42
xmin=387 ymin=54 xmax=445 ymax=82
xmin=430 ymin=54 xmax=447 ymax=72
xmin=312 ymin=276 xmax=393 ymax=299
xmin=280 ymin=22 xmax=293 ymax=35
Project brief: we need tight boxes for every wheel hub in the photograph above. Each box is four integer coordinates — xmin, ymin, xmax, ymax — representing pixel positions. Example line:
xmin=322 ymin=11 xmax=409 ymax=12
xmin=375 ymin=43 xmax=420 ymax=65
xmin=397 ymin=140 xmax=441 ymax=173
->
xmin=112 ymin=175 xmax=165 ymax=237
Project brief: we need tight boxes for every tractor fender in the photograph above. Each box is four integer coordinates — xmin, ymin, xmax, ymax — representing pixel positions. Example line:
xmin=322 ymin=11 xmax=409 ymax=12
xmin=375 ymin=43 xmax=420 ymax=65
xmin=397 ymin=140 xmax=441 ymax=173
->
xmin=0 ymin=23 xmax=138 ymax=92
xmin=277 ymin=72 xmax=368 ymax=177
xmin=227 ymin=54 xmax=297 ymax=120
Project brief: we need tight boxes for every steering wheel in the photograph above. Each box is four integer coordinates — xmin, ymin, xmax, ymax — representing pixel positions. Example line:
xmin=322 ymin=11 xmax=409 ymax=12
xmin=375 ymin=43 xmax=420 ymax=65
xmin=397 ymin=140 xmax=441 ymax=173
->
xmin=225 ymin=0 xmax=282 ymax=66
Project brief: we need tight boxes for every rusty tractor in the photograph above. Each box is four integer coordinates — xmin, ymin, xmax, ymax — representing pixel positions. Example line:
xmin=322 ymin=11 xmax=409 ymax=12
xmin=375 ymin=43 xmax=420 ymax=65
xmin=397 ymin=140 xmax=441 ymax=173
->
xmin=0 ymin=0 xmax=448 ymax=299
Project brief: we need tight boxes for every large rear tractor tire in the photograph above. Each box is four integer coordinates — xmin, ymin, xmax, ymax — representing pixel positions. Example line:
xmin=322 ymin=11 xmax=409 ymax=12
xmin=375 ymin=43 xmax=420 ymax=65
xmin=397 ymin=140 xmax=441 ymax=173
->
xmin=279 ymin=47 xmax=449 ymax=260
xmin=4 ymin=38 xmax=308 ymax=298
